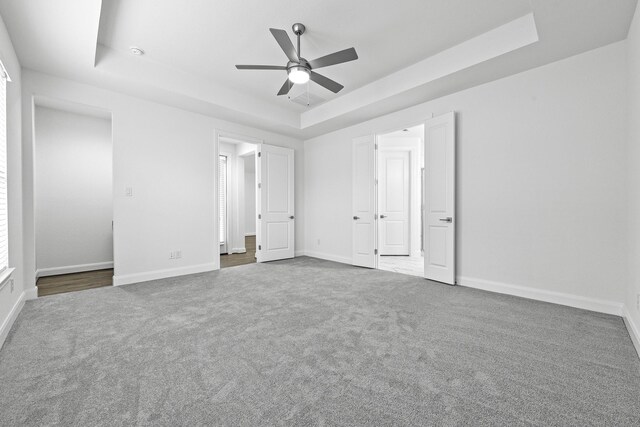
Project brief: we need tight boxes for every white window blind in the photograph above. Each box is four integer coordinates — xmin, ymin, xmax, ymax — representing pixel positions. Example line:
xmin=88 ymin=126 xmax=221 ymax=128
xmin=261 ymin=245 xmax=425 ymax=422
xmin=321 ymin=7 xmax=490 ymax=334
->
xmin=0 ymin=74 xmax=7 ymax=272
xmin=219 ymin=155 xmax=227 ymax=244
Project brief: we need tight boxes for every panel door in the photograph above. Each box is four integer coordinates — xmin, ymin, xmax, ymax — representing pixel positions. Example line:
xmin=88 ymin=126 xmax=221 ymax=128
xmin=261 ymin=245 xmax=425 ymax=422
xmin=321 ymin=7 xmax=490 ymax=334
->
xmin=379 ymin=149 xmax=410 ymax=255
xmin=424 ymin=112 xmax=456 ymax=284
xmin=352 ymin=135 xmax=376 ymax=268
xmin=258 ymin=144 xmax=295 ymax=262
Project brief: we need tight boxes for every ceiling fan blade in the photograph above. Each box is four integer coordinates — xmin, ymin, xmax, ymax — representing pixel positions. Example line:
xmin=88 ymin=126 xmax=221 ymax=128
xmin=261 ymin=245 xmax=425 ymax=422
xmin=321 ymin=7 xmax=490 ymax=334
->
xmin=310 ymin=72 xmax=344 ymax=93
xmin=277 ymin=79 xmax=293 ymax=96
xmin=270 ymin=28 xmax=299 ymax=62
xmin=308 ymin=47 xmax=358 ymax=69
xmin=236 ymin=65 xmax=287 ymax=70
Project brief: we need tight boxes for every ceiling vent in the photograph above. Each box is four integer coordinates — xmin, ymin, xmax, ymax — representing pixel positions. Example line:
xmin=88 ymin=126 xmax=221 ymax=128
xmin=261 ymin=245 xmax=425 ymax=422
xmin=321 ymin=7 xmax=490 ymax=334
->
xmin=289 ymin=92 xmax=325 ymax=107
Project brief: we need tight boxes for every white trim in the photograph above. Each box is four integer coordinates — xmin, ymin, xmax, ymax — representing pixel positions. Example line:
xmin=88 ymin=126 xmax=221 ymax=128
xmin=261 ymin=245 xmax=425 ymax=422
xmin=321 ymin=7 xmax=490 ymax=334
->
xmin=231 ymin=248 xmax=247 ymax=254
xmin=303 ymin=250 xmax=352 ymax=266
xmin=458 ymin=276 xmax=624 ymax=316
xmin=623 ymin=305 xmax=640 ymax=359
xmin=244 ymin=233 xmax=256 ymax=237
xmin=0 ymin=291 xmax=25 ymax=350
xmin=24 ymin=286 xmax=38 ymax=300
xmin=36 ymin=262 xmax=113 ymax=279
xmin=294 ymin=250 xmax=305 ymax=257
xmin=113 ymin=263 xmax=217 ymax=287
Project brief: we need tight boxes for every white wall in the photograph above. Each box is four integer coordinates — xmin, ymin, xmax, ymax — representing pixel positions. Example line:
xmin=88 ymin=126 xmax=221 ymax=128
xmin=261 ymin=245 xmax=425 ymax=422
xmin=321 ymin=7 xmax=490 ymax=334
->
xmin=305 ymin=41 xmax=628 ymax=310
xmin=34 ymin=107 xmax=112 ymax=274
xmin=244 ymin=155 xmax=256 ymax=235
xmin=22 ymin=70 xmax=304 ymax=289
xmin=626 ymin=5 xmax=640 ymax=349
xmin=0 ymin=13 xmax=24 ymax=348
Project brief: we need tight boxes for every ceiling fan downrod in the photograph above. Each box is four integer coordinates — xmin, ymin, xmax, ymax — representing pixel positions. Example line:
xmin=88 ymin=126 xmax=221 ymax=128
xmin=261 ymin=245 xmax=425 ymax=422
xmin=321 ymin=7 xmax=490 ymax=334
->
xmin=292 ymin=23 xmax=305 ymax=60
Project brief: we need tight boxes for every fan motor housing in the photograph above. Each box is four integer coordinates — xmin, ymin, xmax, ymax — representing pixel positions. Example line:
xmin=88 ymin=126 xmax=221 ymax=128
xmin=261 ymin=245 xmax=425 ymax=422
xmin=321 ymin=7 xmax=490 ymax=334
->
xmin=292 ymin=23 xmax=306 ymax=36
xmin=287 ymin=59 xmax=310 ymax=71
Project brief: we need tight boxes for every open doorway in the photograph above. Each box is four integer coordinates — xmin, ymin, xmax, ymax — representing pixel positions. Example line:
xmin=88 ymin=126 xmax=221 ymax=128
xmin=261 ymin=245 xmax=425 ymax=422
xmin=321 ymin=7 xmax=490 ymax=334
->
xmin=33 ymin=98 xmax=113 ymax=296
xmin=218 ymin=135 xmax=259 ymax=268
xmin=376 ymin=124 xmax=424 ymax=277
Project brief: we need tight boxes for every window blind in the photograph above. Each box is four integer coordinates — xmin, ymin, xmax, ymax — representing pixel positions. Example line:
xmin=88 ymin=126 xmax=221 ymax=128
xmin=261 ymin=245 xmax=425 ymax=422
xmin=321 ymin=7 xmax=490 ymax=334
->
xmin=0 ymin=74 xmax=7 ymax=272
xmin=219 ymin=155 xmax=227 ymax=244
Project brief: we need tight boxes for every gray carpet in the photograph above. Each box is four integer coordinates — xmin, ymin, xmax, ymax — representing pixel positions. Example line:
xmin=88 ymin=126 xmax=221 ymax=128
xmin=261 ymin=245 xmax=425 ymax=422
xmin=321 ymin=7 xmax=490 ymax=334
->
xmin=1 ymin=257 xmax=639 ymax=426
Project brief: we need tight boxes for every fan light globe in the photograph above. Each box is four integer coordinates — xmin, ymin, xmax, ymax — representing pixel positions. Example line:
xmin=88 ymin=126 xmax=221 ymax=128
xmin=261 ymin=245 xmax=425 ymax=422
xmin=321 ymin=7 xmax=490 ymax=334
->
xmin=288 ymin=66 xmax=310 ymax=84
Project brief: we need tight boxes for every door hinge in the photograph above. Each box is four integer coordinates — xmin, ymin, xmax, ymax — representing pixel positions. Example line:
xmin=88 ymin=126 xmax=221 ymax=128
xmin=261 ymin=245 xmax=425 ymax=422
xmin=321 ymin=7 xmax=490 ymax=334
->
xmin=258 ymin=214 xmax=261 ymax=219
xmin=258 ymin=245 xmax=261 ymax=250
xmin=375 ymin=179 xmax=378 ymax=185
xmin=258 ymin=183 xmax=261 ymax=189
xmin=374 ymin=214 xmax=378 ymax=220
xmin=374 ymin=249 xmax=378 ymax=255
xmin=258 ymin=152 xmax=261 ymax=157
xmin=375 ymin=143 xmax=378 ymax=150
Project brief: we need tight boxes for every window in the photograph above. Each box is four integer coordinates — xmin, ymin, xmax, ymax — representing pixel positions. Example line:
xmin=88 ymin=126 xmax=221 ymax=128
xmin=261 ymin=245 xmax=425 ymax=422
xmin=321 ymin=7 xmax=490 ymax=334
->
xmin=0 ymin=68 xmax=7 ymax=273
xmin=219 ymin=155 xmax=227 ymax=245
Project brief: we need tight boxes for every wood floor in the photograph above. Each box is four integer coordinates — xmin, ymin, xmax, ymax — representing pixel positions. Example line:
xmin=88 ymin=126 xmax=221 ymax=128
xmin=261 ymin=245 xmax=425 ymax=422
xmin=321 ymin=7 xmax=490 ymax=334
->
xmin=220 ymin=235 xmax=256 ymax=268
xmin=37 ymin=269 xmax=113 ymax=297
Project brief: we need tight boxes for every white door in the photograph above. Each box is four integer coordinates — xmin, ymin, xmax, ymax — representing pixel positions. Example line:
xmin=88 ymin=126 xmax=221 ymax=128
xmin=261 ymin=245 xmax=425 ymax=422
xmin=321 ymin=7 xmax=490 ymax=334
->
xmin=352 ymin=135 xmax=376 ymax=268
xmin=378 ymin=149 xmax=410 ymax=255
xmin=257 ymin=144 xmax=295 ymax=262
xmin=424 ymin=112 xmax=456 ymax=284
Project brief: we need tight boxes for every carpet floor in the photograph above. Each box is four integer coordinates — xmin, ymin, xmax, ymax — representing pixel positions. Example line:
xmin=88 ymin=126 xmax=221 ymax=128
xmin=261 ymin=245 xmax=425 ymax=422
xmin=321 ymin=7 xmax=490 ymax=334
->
xmin=1 ymin=257 xmax=639 ymax=426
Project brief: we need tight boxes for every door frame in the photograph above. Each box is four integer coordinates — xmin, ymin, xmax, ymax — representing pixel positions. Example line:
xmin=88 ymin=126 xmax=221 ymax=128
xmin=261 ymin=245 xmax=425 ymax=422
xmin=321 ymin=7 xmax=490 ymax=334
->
xmin=353 ymin=115 xmax=455 ymax=282
xmin=373 ymin=120 xmax=426 ymax=270
xmin=214 ymin=130 xmax=263 ymax=270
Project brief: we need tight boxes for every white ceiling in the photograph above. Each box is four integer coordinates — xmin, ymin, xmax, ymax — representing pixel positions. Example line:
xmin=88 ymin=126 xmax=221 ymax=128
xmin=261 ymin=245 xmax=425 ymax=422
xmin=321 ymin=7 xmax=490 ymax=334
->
xmin=0 ymin=0 xmax=637 ymax=139
xmin=382 ymin=125 xmax=425 ymax=139
xmin=97 ymin=0 xmax=531 ymax=108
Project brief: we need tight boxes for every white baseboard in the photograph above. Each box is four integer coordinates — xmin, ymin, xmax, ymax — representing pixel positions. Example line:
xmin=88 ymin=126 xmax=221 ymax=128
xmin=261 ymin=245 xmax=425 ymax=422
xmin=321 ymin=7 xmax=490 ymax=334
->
xmin=623 ymin=305 xmax=640 ymax=359
xmin=303 ymin=250 xmax=352 ymax=266
xmin=458 ymin=276 xmax=624 ymax=316
xmin=0 ymin=291 xmax=25 ymax=350
xmin=24 ymin=287 xmax=38 ymax=300
xmin=231 ymin=248 xmax=247 ymax=254
xmin=36 ymin=261 xmax=114 ymax=279
xmin=113 ymin=263 xmax=218 ymax=287
xmin=244 ymin=233 xmax=256 ymax=237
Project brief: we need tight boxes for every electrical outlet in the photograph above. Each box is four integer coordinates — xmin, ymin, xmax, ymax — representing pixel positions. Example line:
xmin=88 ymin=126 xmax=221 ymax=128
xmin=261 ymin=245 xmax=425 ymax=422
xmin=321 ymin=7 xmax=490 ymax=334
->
xmin=317 ymin=239 xmax=321 ymax=246
xmin=10 ymin=278 xmax=13 ymax=293
xmin=637 ymin=294 xmax=640 ymax=310
xmin=125 ymin=187 xmax=133 ymax=197
xmin=169 ymin=251 xmax=175 ymax=259
xmin=176 ymin=250 xmax=182 ymax=259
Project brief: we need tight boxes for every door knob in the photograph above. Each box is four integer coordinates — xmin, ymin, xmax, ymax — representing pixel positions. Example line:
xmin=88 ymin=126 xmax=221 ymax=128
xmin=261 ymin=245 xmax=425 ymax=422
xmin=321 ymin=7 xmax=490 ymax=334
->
xmin=353 ymin=216 xmax=360 ymax=220
xmin=380 ymin=214 xmax=386 ymax=219
xmin=439 ymin=217 xmax=453 ymax=223
xmin=289 ymin=215 xmax=295 ymax=219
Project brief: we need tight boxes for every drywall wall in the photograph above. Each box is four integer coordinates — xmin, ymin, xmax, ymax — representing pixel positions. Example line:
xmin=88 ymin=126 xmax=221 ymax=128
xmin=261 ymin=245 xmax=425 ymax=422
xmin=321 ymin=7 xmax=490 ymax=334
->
xmin=244 ymin=155 xmax=256 ymax=235
xmin=21 ymin=70 xmax=304 ymax=290
xmin=626 ymin=5 xmax=640 ymax=350
xmin=34 ymin=106 xmax=113 ymax=274
xmin=305 ymin=41 xmax=628 ymax=309
xmin=0 ymin=13 xmax=25 ymax=348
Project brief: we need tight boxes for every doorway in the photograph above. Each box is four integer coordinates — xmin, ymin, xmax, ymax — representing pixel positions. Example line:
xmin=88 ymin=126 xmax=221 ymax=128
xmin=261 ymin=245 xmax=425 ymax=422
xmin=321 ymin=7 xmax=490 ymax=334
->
xmin=33 ymin=99 xmax=114 ymax=296
xmin=351 ymin=112 xmax=456 ymax=284
xmin=217 ymin=135 xmax=259 ymax=268
xmin=376 ymin=125 xmax=424 ymax=277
